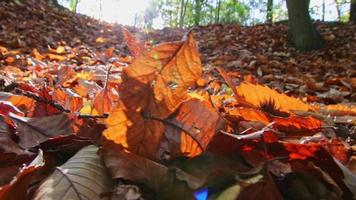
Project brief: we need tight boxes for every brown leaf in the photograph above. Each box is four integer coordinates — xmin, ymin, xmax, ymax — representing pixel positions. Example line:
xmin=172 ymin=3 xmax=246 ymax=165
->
xmin=9 ymin=113 xmax=73 ymax=148
xmin=0 ymin=150 xmax=45 ymax=200
xmin=158 ymin=99 xmax=225 ymax=158
xmin=237 ymin=172 xmax=283 ymax=200
xmin=101 ymin=144 xmax=204 ymax=199
xmin=0 ymin=116 xmax=35 ymax=186
xmin=32 ymin=145 xmax=114 ymax=200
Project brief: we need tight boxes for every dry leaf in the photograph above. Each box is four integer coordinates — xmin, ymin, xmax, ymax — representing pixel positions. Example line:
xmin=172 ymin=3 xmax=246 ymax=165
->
xmin=32 ymin=145 xmax=113 ymax=200
xmin=103 ymin=32 xmax=202 ymax=158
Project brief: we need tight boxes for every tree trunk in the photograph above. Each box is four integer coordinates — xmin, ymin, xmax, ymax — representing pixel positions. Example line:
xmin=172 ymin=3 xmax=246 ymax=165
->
xmin=216 ymin=0 xmax=221 ymax=23
xmin=194 ymin=0 xmax=203 ymax=25
xmin=46 ymin=0 xmax=64 ymax=9
xmin=351 ymin=0 xmax=356 ymax=21
xmin=322 ymin=0 xmax=325 ymax=21
xmin=266 ymin=0 xmax=273 ymax=22
xmin=286 ymin=0 xmax=323 ymax=52
xmin=179 ymin=0 xmax=188 ymax=28
xmin=334 ymin=0 xmax=342 ymax=21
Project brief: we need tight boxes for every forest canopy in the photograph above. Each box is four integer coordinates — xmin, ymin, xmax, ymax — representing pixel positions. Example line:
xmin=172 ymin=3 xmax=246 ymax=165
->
xmin=57 ymin=0 xmax=354 ymax=28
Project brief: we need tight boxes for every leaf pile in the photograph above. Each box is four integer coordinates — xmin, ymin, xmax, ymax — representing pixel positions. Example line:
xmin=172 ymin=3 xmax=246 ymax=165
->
xmin=0 ymin=0 xmax=355 ymax=200
xmin=150 ymin=22 xmax=356 ymax=104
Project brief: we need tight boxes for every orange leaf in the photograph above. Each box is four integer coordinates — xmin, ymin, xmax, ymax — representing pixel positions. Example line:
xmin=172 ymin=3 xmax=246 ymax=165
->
xmin=103 ymin=33 xmax=202 ymax=158
xmin=158 ymin=100 xmax=225 ymax=158
xmin=273 ymin=115 xmax=321 ymax=134
xmin=226 ymin=107 xmax=270 ymax=125
xmin=236 ymin=82 xmax=313 ymax=113
xmin=93 ymin=89 xmax=113 ymax=115
xmin=319 ymin=104 xmax=356 ymax=116
xmin=284 ymin=143 xmax=320 ymax=160
xmin=5 ymin=57 xmax=15 ymax=64
xmin=122 ymin=28 xmax=146 ymax=58
xmin=0 ymin=93 xmax=35 ymax=116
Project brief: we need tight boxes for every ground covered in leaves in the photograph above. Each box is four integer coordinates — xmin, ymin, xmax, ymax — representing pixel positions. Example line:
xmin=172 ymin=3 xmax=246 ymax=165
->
xmin=0 ymin=0 xmax=355 ymax=200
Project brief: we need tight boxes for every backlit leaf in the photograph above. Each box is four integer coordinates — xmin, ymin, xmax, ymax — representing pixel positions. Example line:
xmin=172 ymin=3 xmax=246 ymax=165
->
xmin=158 ymin=100 xmax=225 ymax=158
xmin=103 ymin=32 xmax=202 ymax=158
xmin=236 ymin=83 xmax=313 ymax=113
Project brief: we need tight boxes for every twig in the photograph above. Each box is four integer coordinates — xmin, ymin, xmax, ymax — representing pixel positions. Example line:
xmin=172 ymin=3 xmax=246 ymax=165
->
xmin=15 ymin=88 xmax=71 ymax=113
xmin=14 ymin=88 xmax=109 ymax=119
xmin=78 ymin=114 xmax=108 ymax=119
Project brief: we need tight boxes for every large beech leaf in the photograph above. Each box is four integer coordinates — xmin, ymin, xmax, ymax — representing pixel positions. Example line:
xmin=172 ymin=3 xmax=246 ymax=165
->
xmin=103 ymin=33 xmax=202 ymax=158
xmin=9 ymin=113 xmax=73 ymax=148
xmin=101 ymin=144 xmax=205 ymax=200
xmin=32 ymin=145 xmax=114 ymax=200
xmin=120 ymin=32 xmax=202 ymax=118
xmin=157 ymin=99 xmax=225 ymax=159
xmin=236 ymin=82 xmax=313 ymax=113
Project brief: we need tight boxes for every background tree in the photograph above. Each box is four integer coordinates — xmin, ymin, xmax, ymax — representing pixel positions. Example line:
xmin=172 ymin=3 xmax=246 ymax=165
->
xmin=286 ymin=0 xmax=323 ymax=51
xmin=266 ymin=0 xmax=273 ymax=22
xmin=351 ymin=0 xmax=356 ymax=21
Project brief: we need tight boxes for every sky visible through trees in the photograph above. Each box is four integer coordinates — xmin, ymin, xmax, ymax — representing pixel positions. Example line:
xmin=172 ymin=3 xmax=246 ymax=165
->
xmin=58 ymin=0 xmax=351 ymax=28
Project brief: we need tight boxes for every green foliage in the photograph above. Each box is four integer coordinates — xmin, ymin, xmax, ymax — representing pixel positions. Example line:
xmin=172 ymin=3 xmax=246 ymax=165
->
xmin=145 ymin=0 xmax=250 ymax=28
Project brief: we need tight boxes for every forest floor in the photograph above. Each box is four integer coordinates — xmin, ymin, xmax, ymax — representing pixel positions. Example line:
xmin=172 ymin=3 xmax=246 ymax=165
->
xmin=0 ymin=0 xmax=355 ymax=199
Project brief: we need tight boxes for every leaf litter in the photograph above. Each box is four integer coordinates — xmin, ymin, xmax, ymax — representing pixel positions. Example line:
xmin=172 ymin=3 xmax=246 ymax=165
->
xmin=0 ymin=0 xmax=355 ymax=199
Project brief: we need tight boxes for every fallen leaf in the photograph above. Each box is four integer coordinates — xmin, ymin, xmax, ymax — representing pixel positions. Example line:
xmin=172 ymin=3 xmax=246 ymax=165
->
xmin=101 ymin=144 xmax=204 ymax=200
xmin=9 ymin=113 xmax=73 ymax=148
xmin=0 ymin=150 xmax=45 ymax=200
xmin=158 ymin=99 xmax=225 ymax=158
xmin=122 ymin=28 xmax=146 ymax=57
xmin=103 ymin=32 xmax=202 ymax=158
xmin=32 ymin=145 xmax=114 ymax=200
xmin=0 ymin=116 xmax=35 ymax=186
xmin=236 ymin=82 xmax=313 ymax=113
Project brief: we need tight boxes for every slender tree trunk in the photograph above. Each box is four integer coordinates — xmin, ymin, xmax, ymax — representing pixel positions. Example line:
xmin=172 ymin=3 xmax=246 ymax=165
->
xmin=46 ymin=0 xmax=64 ymax=9
xmin=216 ymin=0 xmax=221 ymax=23
xmin=334 ymin=0 xmax=342 ymax=21
xmin=286 ymin=0 xmax=323 ymax=51
xmin=266 ymin=0 xmax=273 ymax=22
xmin=194 ymin=0 xmax=204 ymax=25
xmin=322 ymin=0 xmax=325 ymax=21
xmin=179 ymin=0 xmax=189 ymax=28
xmin=351 ymin=0 xmax=356 ymax=21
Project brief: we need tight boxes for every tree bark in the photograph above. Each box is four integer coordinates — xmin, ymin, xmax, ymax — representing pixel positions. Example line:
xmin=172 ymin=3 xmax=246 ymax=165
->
xmin=266 ymin=0 xmax=273 ymax=22
xmin=216 ymin=0 xmax=221 ymax=23
xmin=286 ymin=0 xmax=323 ymax=52
xmin=179 ymin=0 xmax=189 ymax=28
xmin=334 ymin=0 xmax=342 ymax=21
xmin=194 ymin=0 xmax=204 ymax=25
xmin=322 ymin=0 xmax=325 ymax=21
xmin=351 ymin=0 xmax=356 ymax=21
